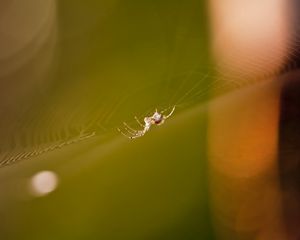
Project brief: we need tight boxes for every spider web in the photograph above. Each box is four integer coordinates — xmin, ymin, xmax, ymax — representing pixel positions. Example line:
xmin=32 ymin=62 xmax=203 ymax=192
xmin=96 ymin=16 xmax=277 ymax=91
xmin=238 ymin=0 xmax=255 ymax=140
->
xmin=0 ymin=0 xmax=299 ymax=169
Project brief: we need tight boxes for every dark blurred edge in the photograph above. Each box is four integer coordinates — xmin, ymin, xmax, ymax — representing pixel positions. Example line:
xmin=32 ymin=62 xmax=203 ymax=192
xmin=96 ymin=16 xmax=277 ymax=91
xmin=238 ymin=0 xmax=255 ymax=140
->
xmin=279 ymin=1 xmax=300 ymax=238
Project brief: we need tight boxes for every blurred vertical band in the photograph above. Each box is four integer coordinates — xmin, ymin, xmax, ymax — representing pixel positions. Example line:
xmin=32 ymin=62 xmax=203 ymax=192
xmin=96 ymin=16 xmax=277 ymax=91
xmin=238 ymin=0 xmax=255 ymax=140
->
xmin=208 ymin=0 xmax=291 ymax=239
xmin=279 ymin=70 xmax=300 ymax=240
xmin=279 ymin=0 xmax=300 ymax=237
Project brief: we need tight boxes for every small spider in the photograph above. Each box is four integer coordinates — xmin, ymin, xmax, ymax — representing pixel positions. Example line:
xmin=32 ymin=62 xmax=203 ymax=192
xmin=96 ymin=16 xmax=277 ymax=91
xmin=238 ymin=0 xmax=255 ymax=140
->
xmin=117 ymin=106 xmax=176 ymax=139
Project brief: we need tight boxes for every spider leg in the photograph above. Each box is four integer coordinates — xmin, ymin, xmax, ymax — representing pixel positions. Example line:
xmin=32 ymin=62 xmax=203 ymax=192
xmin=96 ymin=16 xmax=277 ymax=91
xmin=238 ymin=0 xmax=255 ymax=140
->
xmin=118 ymin=116 xmax=151 ymax=139
xmin=161 ymin=106 xmax=172 ymax=113
xmin=163 ymin=106 xmax=176 ymax=119
xmin=134 ymin=116 xmax=145 ymax=128
xmin=117 ymin=128 xmax=135 ymax=139
xmin=123 ymin=126 xmax=136 ymax=135
xmin=123 ymin=122 xmax=139 ymax=133
xmin=161 ymin=105 xmax=175 ymax=114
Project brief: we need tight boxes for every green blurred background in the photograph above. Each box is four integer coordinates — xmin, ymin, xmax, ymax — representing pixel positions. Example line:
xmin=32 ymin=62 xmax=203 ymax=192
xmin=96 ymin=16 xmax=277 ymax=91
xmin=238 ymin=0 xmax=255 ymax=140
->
xmin=0 ymin=0 xmax=214 ymax=239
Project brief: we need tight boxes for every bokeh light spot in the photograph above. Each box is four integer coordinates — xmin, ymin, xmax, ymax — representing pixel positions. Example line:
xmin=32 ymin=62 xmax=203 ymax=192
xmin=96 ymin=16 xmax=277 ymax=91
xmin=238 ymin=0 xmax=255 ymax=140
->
xmin=30 ymin=170 xmax=58 ymax=197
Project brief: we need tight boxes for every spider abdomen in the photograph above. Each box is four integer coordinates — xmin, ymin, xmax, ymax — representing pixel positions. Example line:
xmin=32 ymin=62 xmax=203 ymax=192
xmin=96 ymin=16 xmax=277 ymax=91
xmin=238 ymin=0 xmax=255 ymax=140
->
xmin=154 ymin=118 xmax=163 ymax=124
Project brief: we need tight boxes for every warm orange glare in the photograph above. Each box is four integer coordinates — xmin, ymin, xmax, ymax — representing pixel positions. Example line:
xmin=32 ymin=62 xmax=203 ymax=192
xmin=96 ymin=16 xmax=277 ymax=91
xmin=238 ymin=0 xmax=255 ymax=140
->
xmin=208 ymin=83 xmax=280 ymax=177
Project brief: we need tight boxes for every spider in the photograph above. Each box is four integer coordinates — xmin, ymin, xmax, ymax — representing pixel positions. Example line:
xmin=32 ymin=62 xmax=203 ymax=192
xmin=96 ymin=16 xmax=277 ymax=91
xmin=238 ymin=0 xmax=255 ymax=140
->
xmin=117 ymin=106 xmax=176 ymax=139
